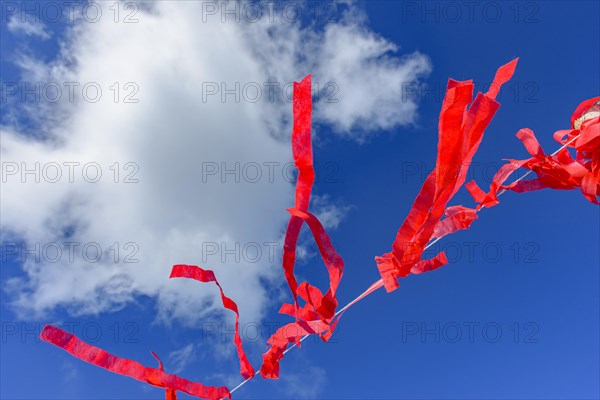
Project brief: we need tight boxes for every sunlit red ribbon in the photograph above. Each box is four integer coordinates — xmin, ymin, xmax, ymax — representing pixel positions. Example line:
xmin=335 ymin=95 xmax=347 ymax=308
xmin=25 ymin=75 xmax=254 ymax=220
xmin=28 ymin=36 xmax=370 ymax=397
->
xmin=40 ymin=324 xmax=230 ymax=400
xmin=376 ymin=58 xmax=519 ymax=292
xmin=281 ymin=75 xmax=315 ymax=320
xmin=39 ymin=264 xmax=257 ymax=400
xmin=153 ymin=351 xmax=178 ymax=400
xmin=468 ymin=96 xmax=600 ymax=206
xmin=260 ymin=75 xmax=345 ymax=379
xmin=169 ymin=264 xmax=255 ymax=380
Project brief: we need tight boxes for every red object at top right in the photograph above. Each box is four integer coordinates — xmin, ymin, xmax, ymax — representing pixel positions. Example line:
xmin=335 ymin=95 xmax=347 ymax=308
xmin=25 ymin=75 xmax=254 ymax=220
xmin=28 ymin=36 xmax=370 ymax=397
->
xmin=468 ymin=96 xmax=600 ymax=206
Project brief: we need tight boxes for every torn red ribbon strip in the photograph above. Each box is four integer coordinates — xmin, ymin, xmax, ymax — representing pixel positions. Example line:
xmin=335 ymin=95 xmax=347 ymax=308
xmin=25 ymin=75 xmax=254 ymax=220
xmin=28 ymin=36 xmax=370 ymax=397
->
xmin=261 ymin=208 xmax=344 ymax=378
xmin=40 ymin=324 xmax=230 ymax=400
xmin=281 ymin=74 xmax=315 ymax=324
xmin=376 ymin=58 xmax=519 ymax=292
xmin=38 ymin=264 xmax=256 ymax=400
xmin=260 ymin=75 xmax=345 ymax=379
xmin=169 ymin=264 xmax=255 ymax=380
xmin=467 ymin=97 xmax=600 ymax=206
xmin=260 ymin=318 xmax=330 ymax=379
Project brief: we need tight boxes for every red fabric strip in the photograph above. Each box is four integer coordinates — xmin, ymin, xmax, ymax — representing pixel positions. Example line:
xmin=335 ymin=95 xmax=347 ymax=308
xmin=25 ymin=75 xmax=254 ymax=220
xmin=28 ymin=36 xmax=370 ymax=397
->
xmin=260 ymin=319 xmax=330 ymax=379
xmin=169 ymin=264 xmax=255 ymax=380
xmin=281 ymin=75 xmax=314 ymax=322
xmin=153 ymin=352 xmax=178 ymax=400
xmin=376 ymin=59 xmax=518 ymax=292
xmin=287 ymin=207 xmax=344 ymax=320
xmin=486 ymin=58 xmax=519 ymax=100
xmin=259 ymin=77 xmax=347 ymax=378
xmin=466 ymin=160 xmax=526 ymax=209
xmin=40 ymin=325 xmax=230 ymax=400
xmin=468 ymin=99 xmax=600 ymax=206
xmin=432 ymin=206 xmax=478 ymax=238
xmin=260 ymin=207 xmax=345 ymax=379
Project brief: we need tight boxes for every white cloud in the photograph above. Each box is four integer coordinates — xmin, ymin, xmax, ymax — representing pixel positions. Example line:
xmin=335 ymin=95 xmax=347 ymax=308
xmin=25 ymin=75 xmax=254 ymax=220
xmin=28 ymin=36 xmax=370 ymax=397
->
xmin=7 ymin=15 xmax=51 ymax=40
xmin=61 ymin=361 xmax=80 ymax=383
xmin=167 ymin=343 xmax=197 ymax=374
xmin=1 ymin=1 xmax=430 ymax=327
xmin=315 ymin=15 xmax=431 ymax=135
xmin=313 ymin=195 xmax=353 ymax=230
xmin=281 ymin=365 xmax=327 ymax=399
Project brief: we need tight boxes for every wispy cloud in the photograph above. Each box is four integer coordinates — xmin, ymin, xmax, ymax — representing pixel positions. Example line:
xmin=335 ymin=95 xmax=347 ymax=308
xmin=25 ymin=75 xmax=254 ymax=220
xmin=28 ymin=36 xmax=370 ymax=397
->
xmin=282 ymin=365 xmax=327 ymax=399
xmin=7 ymin=15 xmax=51 ymax=39
xmin=60 ymin=360 xmax=79 ymax=383
xmin=167 ymin=344 xmax=197 ymax=374
xmin=313 ymin=195 xmax=353 ymax=230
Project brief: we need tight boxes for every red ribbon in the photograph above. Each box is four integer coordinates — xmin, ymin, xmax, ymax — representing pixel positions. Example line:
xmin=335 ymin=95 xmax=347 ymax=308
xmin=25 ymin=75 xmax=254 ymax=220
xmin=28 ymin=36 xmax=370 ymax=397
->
xmin=260 ymin=75 xmax=346 ymax=379
xmin=169 ymin=264 xmax=255 ymax=380
xmin=281 ymin=74 xmax=315 ymax=322
xmin=376 ymin=58 xmax=519 ymax=292
xmin=468 ymin=97 xmax=600 ymax=206
xmin=40 ymin=324 xmax=230 ymax=400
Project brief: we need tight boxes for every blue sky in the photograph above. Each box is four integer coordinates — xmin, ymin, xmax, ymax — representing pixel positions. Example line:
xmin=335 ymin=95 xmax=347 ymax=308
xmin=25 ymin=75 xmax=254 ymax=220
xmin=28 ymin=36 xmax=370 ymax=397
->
xmin=1 ymin=1 xmax=599 ymax=399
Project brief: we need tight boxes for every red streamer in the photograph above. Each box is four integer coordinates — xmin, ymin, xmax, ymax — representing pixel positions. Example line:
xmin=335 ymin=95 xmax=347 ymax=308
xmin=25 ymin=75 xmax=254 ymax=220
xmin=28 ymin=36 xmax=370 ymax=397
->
xmin=376 ymin=58 xmax=519 ymax=292
xmin=468 ymin=97 xmax=600 ymax=206
xmin=281 ymin=74 xmax=315 ymax=321
xmin=153 ymin=352 xmax=178 ymax=400
xmin=40 ymin=324 xmax=230 ymax=400
xmin=169 ymin=264 xmax=255 ymax=380
xmin=260 ymin=76 xmax=345 ymax=379
xmin=39 ymin=264 xmax=256 ymax=400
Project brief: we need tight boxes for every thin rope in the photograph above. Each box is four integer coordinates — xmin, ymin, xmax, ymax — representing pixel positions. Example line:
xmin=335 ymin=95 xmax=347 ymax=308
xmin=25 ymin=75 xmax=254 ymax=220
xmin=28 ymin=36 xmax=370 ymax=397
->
xmin=226 ymin=134 xmax=577 ymax=397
